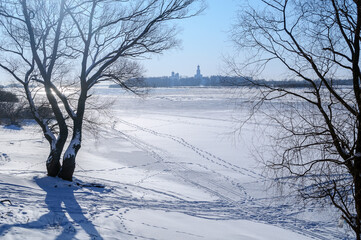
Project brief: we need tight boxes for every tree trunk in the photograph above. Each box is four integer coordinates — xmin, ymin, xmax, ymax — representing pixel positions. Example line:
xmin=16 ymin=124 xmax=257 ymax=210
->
xmin=58 ymin=154 xmax=76 ymax=181
xmin=355 ymin=170 xmax=361 ymax=240
xmin=24 ymin=85 xmax=66 ymax=177
xmin=354 ymin=141 xmax=361 ymax=240
xmin=45 ymin=130 xmax=68 ymax=178
xmin=46 ymin=149 xmax=61 ymax=177
xmin=58 ymin=131 xmax=81 ymax=181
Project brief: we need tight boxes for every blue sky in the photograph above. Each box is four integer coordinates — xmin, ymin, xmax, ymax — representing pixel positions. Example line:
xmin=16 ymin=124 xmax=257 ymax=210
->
xmin=141 ymin=0 xmax=240 ymax=78
xmin=0 ymin=0 xmax=252 ymax=83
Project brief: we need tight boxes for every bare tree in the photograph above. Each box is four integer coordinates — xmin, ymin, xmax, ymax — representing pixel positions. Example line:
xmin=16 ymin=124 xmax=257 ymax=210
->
xmin=0 ymin=0 xmax=204 ymax=180
xmin=0 ymin=0 xmax=78 ymax=177
xmin=231 ymin=0 xmax=361 ymax=238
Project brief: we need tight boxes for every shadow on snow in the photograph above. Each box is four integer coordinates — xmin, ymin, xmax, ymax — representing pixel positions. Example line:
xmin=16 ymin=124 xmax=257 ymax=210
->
xmin=0 ymin=176 xmax=103 ymax=239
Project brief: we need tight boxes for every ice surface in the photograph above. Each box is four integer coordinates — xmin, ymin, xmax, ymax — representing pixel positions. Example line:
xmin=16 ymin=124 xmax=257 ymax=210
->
xmin=0 ymin=87 xmax=348 ymax=239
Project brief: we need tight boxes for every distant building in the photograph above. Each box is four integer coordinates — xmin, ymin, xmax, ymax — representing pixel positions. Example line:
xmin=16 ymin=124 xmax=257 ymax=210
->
xmin=170 ymin=71 xmax=180 ymax=80
xmin=194 ymin=65 xmax=203 ymax=79
xmin=109 ymin=65 xmax=251 ymax=88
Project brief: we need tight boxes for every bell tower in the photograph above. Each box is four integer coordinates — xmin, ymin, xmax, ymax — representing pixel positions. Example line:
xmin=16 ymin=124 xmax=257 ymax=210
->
xmin=194 ymin=65 xmax=203 ymax=79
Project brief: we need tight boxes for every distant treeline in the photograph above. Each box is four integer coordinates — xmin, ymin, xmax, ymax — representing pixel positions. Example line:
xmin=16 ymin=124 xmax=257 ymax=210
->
xmin=0 ymin=83 xmax=22 ymax=88
xmin=256 ymin=79 xmax=353 ymax=88
xmin=109 ymin=76 xmax=354 ymax=88
xmin=2 ymin=77 xmax=354 ymax=89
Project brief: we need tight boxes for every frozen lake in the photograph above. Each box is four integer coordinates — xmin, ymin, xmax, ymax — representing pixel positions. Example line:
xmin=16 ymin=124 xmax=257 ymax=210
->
xmin=0 ymin=87 xmax=347 ymax=239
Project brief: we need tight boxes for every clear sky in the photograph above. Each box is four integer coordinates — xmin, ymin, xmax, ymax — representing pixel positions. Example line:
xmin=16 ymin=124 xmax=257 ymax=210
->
xmin=0 ymin=0 xmax=248 ymax=83
xmin=141 ymin=0 xmax=240 ymax=78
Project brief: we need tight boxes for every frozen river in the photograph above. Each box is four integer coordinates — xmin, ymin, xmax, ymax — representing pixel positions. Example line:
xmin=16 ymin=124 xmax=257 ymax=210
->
xmin=0 ymin=87 xmax=347 ymax=239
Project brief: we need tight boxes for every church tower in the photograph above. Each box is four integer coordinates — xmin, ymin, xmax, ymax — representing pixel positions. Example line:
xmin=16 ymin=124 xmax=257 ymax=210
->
xmin=194 ymin=65 xmax=203 ymax=79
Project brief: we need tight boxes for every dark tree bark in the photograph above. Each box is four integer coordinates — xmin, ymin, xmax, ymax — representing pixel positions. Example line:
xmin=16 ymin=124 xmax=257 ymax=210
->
xmin=46 ymin=150 xmax=62 ymax=177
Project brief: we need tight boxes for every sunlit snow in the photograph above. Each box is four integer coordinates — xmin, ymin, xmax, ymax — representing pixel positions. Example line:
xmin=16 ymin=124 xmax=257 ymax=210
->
xmin=0 ymin=87 xmax=347 ymax=239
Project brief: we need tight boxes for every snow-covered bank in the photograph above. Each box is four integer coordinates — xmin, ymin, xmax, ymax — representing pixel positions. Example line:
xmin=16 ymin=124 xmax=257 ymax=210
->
xmin=0 ymin=87 xmax=347 ymax=239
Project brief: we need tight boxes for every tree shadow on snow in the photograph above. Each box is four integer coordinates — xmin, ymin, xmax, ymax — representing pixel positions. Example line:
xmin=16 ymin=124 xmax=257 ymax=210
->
xmin=0 ymin=176 xmax=103 ymax=239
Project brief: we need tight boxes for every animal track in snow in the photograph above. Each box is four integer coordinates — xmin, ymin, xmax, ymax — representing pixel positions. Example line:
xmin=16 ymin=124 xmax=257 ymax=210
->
xmin=0 ymin=152 xmax=11 ymax=165
xmin=116 ymin=119 xmax=265 ymax=180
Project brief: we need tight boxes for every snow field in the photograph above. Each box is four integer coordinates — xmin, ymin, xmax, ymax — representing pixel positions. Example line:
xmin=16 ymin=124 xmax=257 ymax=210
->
xmin=0 ymin=87 xmax=347 ymax=239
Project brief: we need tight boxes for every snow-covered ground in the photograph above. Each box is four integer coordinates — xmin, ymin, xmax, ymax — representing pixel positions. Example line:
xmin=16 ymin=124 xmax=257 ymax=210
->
xmin=0 ymin=87 xmax=349 ymax=239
